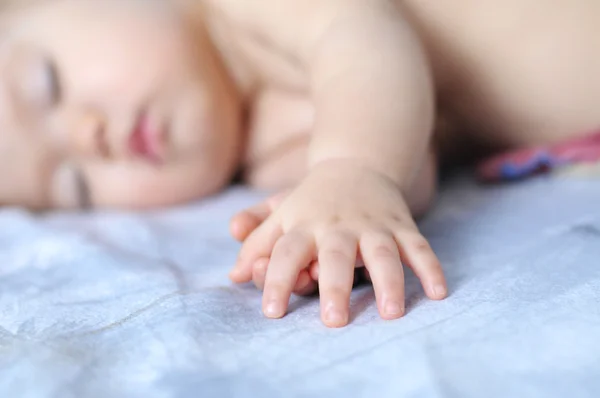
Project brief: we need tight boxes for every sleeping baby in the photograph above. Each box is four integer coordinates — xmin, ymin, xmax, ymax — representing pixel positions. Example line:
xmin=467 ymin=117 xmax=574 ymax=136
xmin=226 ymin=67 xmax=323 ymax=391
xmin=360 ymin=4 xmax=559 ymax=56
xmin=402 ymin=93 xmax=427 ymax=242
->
xmin=1 ymin=0 xmax=598 ymax=327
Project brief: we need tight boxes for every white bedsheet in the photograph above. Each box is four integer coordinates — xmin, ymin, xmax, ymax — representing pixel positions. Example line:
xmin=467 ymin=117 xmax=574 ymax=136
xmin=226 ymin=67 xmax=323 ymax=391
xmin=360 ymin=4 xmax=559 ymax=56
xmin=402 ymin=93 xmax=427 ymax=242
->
xmin=1 ymin=176 xmax=599 ymax=398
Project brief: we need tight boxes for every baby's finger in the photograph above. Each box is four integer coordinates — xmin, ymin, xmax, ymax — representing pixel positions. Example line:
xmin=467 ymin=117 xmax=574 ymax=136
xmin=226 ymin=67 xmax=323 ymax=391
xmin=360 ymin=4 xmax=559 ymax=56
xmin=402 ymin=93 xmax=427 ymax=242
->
xmin=230 ymin=202 xmax=271 ymax=242
xmin=395 ymin=230 xmax=447 ymax=300
xmin=252 ymin=258 xmax=317 ymax=295
xmin=317 ymin=232 xmax=358 ymax=328
xmin=361 ymin=232 xmax=405 ymax=320
xmin=229 ymin=191 xmax=289 ymax=243
xmin=309 ymin=260 xmax=320 ymax=280
xmin=263 ymin=231 xmax=315 ymax=319
xmin=265 ymin=190 xmax=290 ymax=209
xmin=309 ymin=253 xmax=364 ymax=280
xmin=294 ymin=270 xmax=318 ymax=296
xmin=252 ymin=257 xmax=269 ymax=290
xmin=310 ymin=261 xmax=370 ymax=286
xmin=229 ymin=220 xmax=282 ymax=284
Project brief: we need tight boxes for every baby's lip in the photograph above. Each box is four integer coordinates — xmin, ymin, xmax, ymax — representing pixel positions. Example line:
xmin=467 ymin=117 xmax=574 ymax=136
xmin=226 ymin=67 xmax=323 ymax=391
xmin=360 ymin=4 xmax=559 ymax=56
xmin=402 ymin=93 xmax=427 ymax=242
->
xmin=128 ymin=113 xmax=165 ymax=164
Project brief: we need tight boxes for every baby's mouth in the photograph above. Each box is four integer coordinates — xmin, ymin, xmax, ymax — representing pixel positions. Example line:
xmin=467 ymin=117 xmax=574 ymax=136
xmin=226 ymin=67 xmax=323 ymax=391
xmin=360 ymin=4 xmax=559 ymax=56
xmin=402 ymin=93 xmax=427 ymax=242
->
xmin=128 ymin=113 xmax=165 ymax=164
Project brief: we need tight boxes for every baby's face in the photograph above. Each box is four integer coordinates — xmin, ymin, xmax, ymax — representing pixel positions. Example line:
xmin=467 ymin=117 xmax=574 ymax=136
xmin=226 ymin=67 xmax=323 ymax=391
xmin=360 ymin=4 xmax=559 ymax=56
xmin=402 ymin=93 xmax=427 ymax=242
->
xmin=0 ymin=0 xmax=241 ymax=209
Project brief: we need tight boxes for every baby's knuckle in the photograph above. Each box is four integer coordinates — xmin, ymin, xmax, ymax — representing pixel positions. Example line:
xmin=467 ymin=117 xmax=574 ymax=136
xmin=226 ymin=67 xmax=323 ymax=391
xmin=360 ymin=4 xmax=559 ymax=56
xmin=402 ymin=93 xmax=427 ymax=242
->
xmin=277 ymin=244 xmax=301 ymax=259
xmin=358 ymin=211 xmax=373 ymax=222
xmin=372 ymin=244 xmax=398 ymax=259
xmin=391 ymin=213 xmax=403 ymax=222
xmin=390 ymin=213 xmax=406 ymax=224
xmin=326 ymin=214 xmax=342 ymax=225
xmin=320 ymin=248 xmax=354 ymax=264
xmin=405 ymin=234 xmax=432 ymax=252
xmin=318 ymin=225 xmax=352 ymax=242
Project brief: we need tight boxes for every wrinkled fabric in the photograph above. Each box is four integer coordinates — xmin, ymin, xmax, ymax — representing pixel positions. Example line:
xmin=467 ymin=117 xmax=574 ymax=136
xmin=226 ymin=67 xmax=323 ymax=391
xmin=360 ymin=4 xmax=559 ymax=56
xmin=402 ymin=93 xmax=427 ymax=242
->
xmin=0 ymin=176 xmax=599 ymax=398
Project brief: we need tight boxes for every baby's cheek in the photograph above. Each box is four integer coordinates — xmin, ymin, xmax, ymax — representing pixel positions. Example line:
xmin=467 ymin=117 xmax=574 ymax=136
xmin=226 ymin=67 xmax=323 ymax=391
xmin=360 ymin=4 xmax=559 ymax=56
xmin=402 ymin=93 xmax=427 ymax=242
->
xmin=85 ymin=160 xmax=230 ymax=209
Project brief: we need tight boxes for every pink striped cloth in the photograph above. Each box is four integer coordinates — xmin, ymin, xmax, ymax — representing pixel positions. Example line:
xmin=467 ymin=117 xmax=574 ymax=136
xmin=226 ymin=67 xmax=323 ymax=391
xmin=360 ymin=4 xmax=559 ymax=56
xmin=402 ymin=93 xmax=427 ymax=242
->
xmin=477 ymin=131 xmax=600 ymax=181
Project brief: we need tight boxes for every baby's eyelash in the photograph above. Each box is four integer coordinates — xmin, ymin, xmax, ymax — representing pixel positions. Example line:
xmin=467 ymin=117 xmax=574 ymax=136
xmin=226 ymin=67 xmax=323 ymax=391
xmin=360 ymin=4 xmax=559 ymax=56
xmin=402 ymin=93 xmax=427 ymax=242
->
xmin=44 ymin=57 xmax=62 ymax=105
xmin=74 ymin=168 xmax=92 ymax=210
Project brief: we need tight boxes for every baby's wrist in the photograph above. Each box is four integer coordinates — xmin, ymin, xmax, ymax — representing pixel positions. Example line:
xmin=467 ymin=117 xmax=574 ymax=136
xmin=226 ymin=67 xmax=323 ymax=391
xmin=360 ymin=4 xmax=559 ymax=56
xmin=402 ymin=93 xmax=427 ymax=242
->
xmin=308 ymin=157 xmax=412 ymax=192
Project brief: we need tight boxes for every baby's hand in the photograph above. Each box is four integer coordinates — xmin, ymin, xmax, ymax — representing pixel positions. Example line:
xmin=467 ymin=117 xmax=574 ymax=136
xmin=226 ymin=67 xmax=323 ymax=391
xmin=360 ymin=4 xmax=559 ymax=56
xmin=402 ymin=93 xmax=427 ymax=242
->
xmin=230 ymin=160 xmax=447 ymax=328
xmin=230 ymin=191 xmax=319 ymax=296
xmin=230 ymin=192 xmax=372 ymax=296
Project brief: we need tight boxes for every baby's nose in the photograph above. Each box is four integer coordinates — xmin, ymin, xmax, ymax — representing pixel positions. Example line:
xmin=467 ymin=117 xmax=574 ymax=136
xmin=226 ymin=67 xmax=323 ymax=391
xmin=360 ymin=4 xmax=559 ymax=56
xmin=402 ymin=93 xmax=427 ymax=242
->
xmin=69 ymin=109 xmax=110 ymax=158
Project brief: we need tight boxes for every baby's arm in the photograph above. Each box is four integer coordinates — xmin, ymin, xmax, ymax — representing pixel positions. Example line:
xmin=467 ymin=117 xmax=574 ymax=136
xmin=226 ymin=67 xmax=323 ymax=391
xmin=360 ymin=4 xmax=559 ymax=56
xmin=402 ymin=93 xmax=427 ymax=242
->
xmin=229 ymin=0 xmax=446 ymax=327
xmin=305 ymin=1 xmax=434 ymax=188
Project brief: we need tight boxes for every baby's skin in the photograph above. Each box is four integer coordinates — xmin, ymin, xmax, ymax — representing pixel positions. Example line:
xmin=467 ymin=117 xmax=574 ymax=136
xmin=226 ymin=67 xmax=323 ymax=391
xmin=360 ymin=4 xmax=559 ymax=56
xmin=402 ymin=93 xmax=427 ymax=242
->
xmin=2 ymin=0 xmax=599 ymax=327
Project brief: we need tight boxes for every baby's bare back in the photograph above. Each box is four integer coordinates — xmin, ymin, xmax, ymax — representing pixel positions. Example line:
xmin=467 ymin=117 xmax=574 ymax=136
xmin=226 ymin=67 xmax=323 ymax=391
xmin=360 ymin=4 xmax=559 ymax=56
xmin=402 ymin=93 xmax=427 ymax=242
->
xmin=405 ymin=0 xmax=600 ymax=149
xmin=244 ymin=0 xmax=600 ymax=187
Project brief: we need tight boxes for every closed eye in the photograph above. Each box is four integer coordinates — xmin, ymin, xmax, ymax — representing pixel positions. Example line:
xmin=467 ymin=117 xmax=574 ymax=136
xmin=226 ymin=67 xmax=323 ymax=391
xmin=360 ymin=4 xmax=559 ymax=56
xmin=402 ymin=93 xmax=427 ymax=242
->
xmin=49 ymin=162 xmax=93 ymax=210
xmin=43 ymin=57 xmax=62 ymax=106
xmin=73 ymin=167 xmax=92 ymax=210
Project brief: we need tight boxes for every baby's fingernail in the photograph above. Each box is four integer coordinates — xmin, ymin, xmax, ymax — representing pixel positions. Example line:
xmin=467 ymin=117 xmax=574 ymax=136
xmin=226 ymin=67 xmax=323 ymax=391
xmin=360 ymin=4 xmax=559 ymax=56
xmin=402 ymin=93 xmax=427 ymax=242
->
xmin=325 ymin=308 xmax=347 ymax=326
xmin=229 ymin=266 xmax=243 ymax=278
xmin=264 ymin=300 xmax=284 ymax=318
xmin=384 ymin=301 xmax=405 ymax=317
xmin=432 ymin=284 xmax=447 ymax=298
